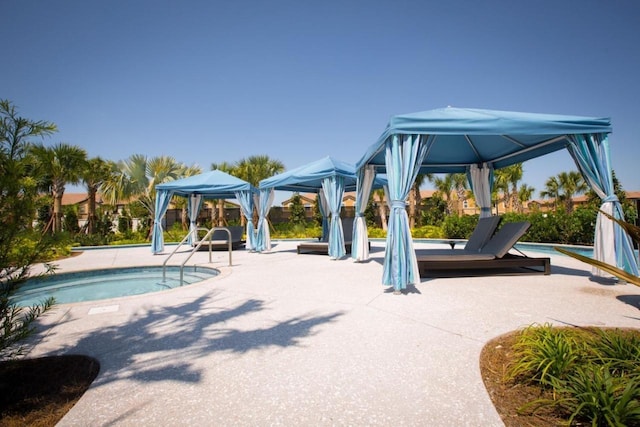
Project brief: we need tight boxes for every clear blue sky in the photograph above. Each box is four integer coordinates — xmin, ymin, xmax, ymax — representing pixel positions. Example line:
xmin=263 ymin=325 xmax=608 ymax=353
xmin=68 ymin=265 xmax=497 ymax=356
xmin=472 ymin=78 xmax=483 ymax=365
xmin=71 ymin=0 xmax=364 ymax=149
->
xmin=2 ymin=0 xmax=640 ymax=198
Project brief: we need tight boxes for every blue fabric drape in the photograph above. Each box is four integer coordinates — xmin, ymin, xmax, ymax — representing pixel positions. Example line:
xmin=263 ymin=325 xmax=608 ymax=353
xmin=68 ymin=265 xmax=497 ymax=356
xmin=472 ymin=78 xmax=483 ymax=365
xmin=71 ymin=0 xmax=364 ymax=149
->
xmin=567 ymin=134 xmax=639 ymax=276
xmin=255 ymin=189 xmax=274 ymax=252
xmin=322 ymin=176 xmax=346 ymax=259
xmin=187 ymin=194 xmax=204 ymax=245
xmin=383 ymin=134 xmax=431 ymax=290
xmin=318 ymin=190 xmax=330 ymax=242
xmin=151 ymin=189 xmax=173 ymax=254
xmin=352 ymin=165 xmax=375 ymax=261
xmin=235 ymin=190 xmax=256 ymax=251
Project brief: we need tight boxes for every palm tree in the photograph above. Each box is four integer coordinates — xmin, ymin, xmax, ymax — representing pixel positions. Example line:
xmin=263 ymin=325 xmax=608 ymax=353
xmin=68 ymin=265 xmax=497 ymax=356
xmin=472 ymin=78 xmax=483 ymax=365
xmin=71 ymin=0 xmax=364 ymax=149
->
xmin=234 ymin=155 xmax=285 ymax=187
xmin=558 ymin=171 xmax=588 ymax=212
xmin=31 ymin=143 xmax=88 ymax=233
xmin=408 ymin=173 xmax=427 ymax=228
xmin=234 ymin=155 xmax=285 ymax=225
xmin=494 ymin=164 xmax=523 ymax=212
xmin=452 ymin=173 xmax=468 ymax=215
xmin=373 ymin=188 xmax=388 ymax=230
xmin=210 ymin=161 xmax=236 ymax=227
xmin=428 ymin=174 xmax=456 ymax=215
xmin=101 ymin=154 xmax=182 ymax=236
xmin=518 ymin=184 xmax=535 ymax=213
xmin=81 ymin=157 xmax=111 ymax=234
xmin=175 ymin=164 xmax=202 ymax=230
xmin=540 ymin=176 xmax=561 ymax=210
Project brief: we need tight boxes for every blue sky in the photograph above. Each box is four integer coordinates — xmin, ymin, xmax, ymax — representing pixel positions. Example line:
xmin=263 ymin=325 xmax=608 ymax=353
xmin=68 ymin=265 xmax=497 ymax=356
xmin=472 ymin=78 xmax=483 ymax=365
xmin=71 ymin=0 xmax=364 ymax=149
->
xmin=2 ymin=0 xmax=640 ymax=199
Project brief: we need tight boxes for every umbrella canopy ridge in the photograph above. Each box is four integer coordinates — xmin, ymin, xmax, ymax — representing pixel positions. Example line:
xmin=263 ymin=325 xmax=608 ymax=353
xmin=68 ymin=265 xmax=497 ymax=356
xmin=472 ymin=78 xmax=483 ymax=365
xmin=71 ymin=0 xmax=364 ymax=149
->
xmin=358 ymin=107 xmax=612 ymax=174
xmin=259 ymin=156 xmax=358 ymax=192
xmin=156 ymin=169 xmax=256 ymax=198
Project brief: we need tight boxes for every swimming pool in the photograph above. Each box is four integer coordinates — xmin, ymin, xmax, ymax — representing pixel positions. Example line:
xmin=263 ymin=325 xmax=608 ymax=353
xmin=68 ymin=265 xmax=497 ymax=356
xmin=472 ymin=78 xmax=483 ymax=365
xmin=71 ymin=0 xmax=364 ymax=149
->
xmin=13 ymin=265 xmax=219 ymax=306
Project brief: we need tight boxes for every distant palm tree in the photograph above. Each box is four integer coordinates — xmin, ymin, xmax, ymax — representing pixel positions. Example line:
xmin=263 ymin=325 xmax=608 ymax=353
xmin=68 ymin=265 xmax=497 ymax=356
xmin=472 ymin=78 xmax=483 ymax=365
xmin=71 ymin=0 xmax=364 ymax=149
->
xmin=540 ymin=176 xmax=562 ymax=210
xmin=81 ymin=157 xmax=111 ymax=234
xmin=494 ymin=163 xmax=523 ymax=212
xmin=371 ymin=188 xmax=387 ymax=230
xmin=428 ymin=174 xmax=456 ymax=215
xmin=452 ymin=173 xmax=468 ymax=214
xmin=234 ymin=155 xmax=285 ymax=187
xmin=31 ymin=143 xmax=88 ymax=233
xmin=559 ymin=171 xmax=588 ymax=212
xmin=101 ymin=154 xmax=182 ymax=236
xmin=517 ymin=184 xmax=535 ymax=213
xmin=408 ymin=173 xmax=427 ymax=227
xmin=175 ymin=164 xmax=202 ymax=230
xmin=210 ymin=161 xmax=236 ymax=226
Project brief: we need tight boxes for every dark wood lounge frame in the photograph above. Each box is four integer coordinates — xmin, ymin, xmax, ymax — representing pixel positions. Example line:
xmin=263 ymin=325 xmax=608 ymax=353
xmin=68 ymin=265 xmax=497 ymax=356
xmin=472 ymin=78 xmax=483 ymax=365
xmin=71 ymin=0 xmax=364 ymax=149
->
xmin=417 ymin=253 xmax=550 ymax=277
xmin=416 ymin=221 xmax=551 ymax=278
xmin=297 ymin=241 xmax=353 ymax=255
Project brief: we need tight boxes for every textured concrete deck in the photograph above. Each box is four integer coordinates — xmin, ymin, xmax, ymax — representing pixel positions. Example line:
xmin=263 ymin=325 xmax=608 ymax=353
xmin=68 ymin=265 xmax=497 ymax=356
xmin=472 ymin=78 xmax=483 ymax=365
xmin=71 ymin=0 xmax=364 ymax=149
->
xmin=25 ymin=241 xmax=640 ymax=426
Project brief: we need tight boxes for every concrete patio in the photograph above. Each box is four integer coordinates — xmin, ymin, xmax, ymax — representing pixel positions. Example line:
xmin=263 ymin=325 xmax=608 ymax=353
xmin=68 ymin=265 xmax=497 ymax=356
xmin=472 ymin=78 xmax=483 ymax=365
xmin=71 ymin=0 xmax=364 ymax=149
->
xmin=25 ymin=240 xmax=640 ymax=426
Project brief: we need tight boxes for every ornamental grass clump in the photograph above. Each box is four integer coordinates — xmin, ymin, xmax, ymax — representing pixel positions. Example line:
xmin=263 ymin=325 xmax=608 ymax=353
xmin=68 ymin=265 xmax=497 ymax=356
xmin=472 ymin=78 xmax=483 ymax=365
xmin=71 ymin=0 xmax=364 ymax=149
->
xmin=507 ymin=324 xmax=584 ymax=387
xmin=507 ymin=324 xmax=640 ymax=426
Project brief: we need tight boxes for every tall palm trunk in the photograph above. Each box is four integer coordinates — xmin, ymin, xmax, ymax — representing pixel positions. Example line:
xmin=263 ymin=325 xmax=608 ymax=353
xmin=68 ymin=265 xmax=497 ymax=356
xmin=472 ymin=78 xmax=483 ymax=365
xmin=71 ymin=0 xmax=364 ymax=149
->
xmin=375 ymin=190 xmax=387 ymax=231
xmin=87 ymin=186 xmax=97 ymax=234
xmin=217 ymin=199 xmax=226 ymax=227
xmin=52 ymin=181 xmax=65 ymax=233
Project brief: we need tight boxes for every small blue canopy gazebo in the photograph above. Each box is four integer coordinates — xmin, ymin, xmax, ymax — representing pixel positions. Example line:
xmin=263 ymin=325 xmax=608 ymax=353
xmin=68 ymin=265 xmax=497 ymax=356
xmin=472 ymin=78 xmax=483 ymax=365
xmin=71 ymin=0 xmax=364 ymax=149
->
xmin=357 ymin=107 xmax=638 ymax=291
xmin=151 ymin=170 xmax=256 ymax=254
xmin=259 ymin=156 xmax=384 ymax=259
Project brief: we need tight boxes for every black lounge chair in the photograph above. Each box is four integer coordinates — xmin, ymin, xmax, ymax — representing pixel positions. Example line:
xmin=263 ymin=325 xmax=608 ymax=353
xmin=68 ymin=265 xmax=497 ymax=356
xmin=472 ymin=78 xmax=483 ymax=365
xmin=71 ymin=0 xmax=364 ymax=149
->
xmin=194 ymin=226 xmax=245 ymax=251
xmin=297 ymin=217 xmax=354 ymax=255
xmin=416 ymin=221 xmax=550 ymax=277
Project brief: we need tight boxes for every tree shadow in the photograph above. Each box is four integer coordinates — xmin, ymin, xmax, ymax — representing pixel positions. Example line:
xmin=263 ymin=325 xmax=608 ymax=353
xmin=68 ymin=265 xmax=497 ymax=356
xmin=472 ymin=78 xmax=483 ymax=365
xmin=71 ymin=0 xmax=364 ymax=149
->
xmin=37 ymin=293 xmax=344 ymax=390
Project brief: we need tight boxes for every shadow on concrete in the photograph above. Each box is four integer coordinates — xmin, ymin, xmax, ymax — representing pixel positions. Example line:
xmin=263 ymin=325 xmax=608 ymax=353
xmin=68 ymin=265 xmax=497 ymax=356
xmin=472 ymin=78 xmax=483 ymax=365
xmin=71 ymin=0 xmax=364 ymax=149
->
xmin=39 ymin=292 xmax=344 ymax=393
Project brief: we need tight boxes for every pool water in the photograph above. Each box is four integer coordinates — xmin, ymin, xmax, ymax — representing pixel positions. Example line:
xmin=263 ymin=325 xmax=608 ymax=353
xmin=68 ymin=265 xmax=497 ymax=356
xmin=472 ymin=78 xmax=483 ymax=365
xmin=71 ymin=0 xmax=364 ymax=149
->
xmin=13 ymin=266 xmax=219 ymax=306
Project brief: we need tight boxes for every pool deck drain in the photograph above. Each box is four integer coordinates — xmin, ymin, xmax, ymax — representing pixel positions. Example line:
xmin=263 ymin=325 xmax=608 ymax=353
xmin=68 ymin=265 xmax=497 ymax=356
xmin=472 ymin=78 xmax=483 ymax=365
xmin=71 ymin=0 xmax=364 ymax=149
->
xmin=25 ymin=241 xmax=640 ymax=426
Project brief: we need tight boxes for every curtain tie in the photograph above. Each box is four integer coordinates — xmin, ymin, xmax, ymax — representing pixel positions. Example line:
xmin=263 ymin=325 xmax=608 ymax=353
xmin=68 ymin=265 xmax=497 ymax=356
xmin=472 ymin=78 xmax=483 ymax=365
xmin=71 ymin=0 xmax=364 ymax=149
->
xmin=391 ymin=200 xmax=406 ymax=209
xmin=603 ymin=195 xmax=619 ymax=203
xmin=480 ymin=207 xmax=491 ymax=213
xmin=355 ymin=213 xmax=365 ymax=217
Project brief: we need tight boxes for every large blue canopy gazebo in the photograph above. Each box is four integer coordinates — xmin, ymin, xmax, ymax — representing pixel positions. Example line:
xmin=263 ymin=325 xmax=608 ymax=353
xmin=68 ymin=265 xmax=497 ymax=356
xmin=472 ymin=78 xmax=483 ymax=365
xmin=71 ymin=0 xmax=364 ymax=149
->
xmin=259 ymin=156 xmax=385 ymax=260
xmin=151 ymin=170 xmax=256 ymax=254
xmin=356 ymin=107 xmax=638 ymax=291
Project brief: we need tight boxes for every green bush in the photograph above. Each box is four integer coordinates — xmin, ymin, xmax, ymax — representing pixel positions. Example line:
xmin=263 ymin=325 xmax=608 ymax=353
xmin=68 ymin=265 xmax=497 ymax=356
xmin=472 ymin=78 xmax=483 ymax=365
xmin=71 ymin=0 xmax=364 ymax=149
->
xmin=442 ymin=214 xmax=479 ymax=239
xmin=367 ymin=227 xmax=386 ymax=238
xmin=271 ymin=221 xmax=322 ymax=239
xmin=508 ymin=325 xmax=640 ymax=426
xmin=412 ymin=225 xmax=445 ymax=239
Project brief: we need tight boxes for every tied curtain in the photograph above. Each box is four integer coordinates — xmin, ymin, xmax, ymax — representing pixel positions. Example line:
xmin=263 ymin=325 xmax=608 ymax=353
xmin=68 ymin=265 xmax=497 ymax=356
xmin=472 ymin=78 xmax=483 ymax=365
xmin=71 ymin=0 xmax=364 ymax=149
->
xmin=352 ymin=165 xmax=375 ymax=261
xmin=322 ymin=176 xmax=346 ymax=259
xmin=187 ymin=194 xmax=204 ymax=245
xmin=255 ymin=188 xmax=275 ymax=252
xmin=567 ymin=133 xmax=639 ymax=276
xmin=383 ymin=134 xmax=431 ymax=290
xmin=235 ymin=190 xmax=256 ymax=251
xmin=151 ymin=189 xmax=173 ymax=254
xmin=467 ymin=163 xmax=494 ymax=218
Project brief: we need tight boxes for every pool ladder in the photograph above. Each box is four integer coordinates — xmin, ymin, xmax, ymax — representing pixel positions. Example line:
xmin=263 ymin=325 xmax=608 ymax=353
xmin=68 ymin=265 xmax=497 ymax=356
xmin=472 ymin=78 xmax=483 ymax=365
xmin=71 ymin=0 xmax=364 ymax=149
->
xmin=162 ymin=227 xmax=233 ymax=285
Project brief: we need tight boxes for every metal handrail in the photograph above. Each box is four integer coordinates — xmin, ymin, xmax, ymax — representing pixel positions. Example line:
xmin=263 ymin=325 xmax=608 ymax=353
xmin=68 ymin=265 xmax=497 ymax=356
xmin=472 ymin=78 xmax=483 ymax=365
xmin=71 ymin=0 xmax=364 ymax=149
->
xmin=162 ymin=227 xmax=233 ymax=285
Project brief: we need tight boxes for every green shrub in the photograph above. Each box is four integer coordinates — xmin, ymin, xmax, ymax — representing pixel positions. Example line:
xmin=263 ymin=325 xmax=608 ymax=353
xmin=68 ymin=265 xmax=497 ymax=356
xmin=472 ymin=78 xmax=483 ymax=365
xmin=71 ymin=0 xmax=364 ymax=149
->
xmin=509 ymin=325 xmax=640 ymax=426
xmin=412 ymin=226 xmax=445 ymax=239
xmin=367 ymin=227 xmax=386 ymax=238
xmin=550 ymin=364 xmax=640 ymax=426
xmin=442 ymin=214 xmax=479 ymax=239
xmin=508 ymin=324 xmax=583 ymax=386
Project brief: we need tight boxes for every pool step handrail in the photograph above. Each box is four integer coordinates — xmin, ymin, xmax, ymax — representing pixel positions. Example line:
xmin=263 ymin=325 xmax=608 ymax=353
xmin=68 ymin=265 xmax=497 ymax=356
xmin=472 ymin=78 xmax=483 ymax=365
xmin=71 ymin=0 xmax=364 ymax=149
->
xmin=162 ymin=227 xmax=233 ymax=285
